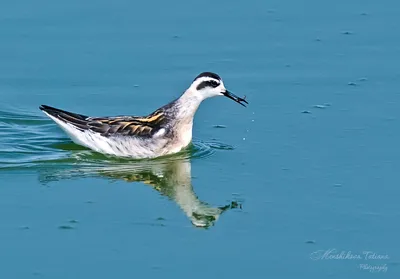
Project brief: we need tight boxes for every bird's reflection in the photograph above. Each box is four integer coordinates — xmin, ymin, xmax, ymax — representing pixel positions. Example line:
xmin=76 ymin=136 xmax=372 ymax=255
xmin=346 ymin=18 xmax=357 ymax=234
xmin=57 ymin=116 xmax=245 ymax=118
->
xmin=39 ymin=152 xmax=240 ymax=228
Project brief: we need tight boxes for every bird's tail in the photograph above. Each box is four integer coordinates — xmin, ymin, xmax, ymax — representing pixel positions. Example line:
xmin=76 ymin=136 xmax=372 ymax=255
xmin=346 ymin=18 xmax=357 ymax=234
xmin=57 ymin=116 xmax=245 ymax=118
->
xmin=39 ymin=105 xmax=89 ymax=130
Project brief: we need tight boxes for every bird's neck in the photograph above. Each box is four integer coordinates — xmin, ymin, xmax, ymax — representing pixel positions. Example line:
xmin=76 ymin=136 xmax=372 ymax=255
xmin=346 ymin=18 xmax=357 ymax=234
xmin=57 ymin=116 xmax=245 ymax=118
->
xmin=175 ymin=88 xmax=203 ymax=120
xmin=163 ymin=89 xmax=203 ymax=148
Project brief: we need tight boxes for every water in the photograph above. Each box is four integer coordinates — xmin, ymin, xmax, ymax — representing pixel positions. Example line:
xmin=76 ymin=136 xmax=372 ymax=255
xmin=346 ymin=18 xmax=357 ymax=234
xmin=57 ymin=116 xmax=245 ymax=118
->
xmin=1 ymin=0 xmax=400 ymax=278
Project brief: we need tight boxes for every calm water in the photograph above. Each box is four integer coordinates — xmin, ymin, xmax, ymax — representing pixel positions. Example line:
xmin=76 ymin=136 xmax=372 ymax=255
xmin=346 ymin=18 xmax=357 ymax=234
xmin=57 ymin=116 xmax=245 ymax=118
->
xmin=1 ymin=0 xmax=399 ymax=278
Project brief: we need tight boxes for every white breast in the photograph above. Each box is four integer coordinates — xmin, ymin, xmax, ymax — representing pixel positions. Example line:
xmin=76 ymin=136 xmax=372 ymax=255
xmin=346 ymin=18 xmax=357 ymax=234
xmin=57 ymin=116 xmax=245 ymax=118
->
xmin=161 ymin=120 xmax=193 ymax=156
xmin=178 ymin=122 xmax=193 ymax=148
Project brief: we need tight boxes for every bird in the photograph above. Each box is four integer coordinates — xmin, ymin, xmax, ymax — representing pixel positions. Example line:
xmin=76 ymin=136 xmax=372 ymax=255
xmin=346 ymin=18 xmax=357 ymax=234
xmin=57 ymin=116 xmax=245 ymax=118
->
xmin=39 ymin=72 xmax=248 ymax=159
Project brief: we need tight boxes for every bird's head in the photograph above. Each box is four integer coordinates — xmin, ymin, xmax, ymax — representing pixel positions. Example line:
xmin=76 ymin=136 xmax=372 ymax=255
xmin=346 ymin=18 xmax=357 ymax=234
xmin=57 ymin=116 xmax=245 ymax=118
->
xmin=189 ymin=72 xmax=248 ymax=107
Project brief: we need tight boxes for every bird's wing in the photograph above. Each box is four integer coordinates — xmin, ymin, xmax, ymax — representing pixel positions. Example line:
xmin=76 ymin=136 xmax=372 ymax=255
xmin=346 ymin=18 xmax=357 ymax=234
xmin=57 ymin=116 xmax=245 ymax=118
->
xmin=40 ymin=105 xmax=167 ymax=138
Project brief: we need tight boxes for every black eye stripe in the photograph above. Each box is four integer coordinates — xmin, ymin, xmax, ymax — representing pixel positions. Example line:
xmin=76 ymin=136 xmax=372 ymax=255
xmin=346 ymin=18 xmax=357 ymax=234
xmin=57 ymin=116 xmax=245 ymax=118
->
xmin=209 ymin=80 xmax=219 ymax=87
xmin=196 ymin=80 xmax=220 ymax=90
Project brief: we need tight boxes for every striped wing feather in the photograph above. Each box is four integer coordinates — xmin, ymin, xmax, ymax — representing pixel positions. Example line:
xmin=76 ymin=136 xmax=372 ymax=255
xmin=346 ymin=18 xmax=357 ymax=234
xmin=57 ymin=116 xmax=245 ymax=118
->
xmin=40 ymin=105 xmax=166 ymax=138
xmin=89 ymin=110 xmax=166 ymax=137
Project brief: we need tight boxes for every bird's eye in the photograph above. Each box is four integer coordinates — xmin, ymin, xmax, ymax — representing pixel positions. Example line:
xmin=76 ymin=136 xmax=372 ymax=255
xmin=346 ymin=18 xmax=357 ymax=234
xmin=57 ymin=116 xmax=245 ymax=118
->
xmin=209 ymin=80 xmax=219 ymax=88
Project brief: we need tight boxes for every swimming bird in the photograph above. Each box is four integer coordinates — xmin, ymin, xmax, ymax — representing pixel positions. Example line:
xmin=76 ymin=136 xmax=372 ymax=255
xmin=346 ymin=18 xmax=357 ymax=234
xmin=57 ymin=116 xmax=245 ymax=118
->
xmin=40 ymin=72 xmax=248 ymax=159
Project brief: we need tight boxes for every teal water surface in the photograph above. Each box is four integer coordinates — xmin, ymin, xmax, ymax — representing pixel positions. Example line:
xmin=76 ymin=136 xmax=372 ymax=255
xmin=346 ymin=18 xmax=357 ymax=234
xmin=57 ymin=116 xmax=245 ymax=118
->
xmin=1 ymin=0 xmax=400 ymax=278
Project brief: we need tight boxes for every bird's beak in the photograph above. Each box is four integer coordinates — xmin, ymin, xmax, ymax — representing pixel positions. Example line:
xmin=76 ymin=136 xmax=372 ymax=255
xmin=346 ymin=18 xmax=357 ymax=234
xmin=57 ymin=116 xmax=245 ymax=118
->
xmin=222 ymin=90 xmax=248 ymax=107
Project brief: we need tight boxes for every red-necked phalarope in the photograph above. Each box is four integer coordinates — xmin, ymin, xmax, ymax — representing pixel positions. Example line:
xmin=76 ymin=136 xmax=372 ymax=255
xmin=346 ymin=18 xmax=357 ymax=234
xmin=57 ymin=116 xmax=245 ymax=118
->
xmin=40 ymin=72 xmax=248 ymax=159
